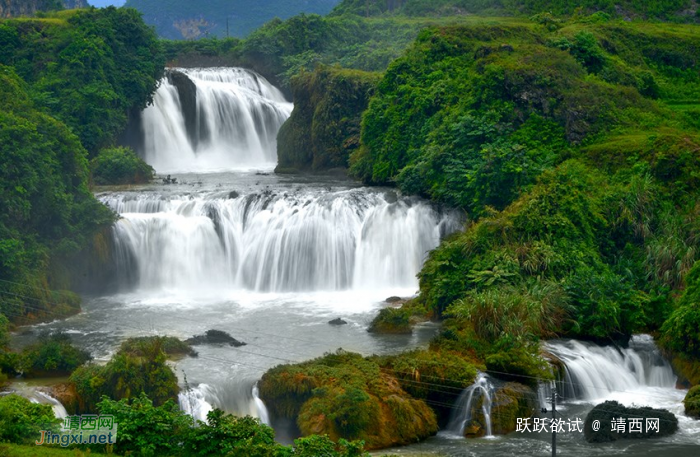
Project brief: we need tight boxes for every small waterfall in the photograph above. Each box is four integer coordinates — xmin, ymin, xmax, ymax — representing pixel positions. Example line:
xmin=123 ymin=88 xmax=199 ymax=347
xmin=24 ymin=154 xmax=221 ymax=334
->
xmin=1 ymin=388 xmax=68 ymax=420
xmin=140 ymin=67 xmax=292 ymax=172
xmin=253 ymin=383 xmax=270 ymax=426
xmin=448 ymin=373 xmax=495 ymax=437
xmin=179 ymin=383 xmax=214 ymax=423
xmin=104 ymin=190 xmax=459 ymax=293
xmin=179 ymin=381 xmax=271 ymax=425
xmin=545 ymin=335 xmax=676 ymax=402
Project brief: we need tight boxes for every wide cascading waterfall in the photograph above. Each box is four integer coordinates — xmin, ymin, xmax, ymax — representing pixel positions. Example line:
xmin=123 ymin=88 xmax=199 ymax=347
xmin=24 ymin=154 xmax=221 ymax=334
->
xmin=544 ymin=335 xmax=677 ymax=402
xmin=103 ymin=189 xmax=458 ymax=293
xmin=447 ymin=373 xmax=495 ymax=438
xmin=140 ymin=68 xmax=292 ymax=172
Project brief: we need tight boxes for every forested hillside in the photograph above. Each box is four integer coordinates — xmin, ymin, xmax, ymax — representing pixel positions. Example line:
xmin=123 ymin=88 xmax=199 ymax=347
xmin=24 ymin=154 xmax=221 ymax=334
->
xmin=332 ymin=0 xmax=699 ymax=22
xmin=0 ymin=7 xmax=163 ymax=323
xmin=124 ymin=0 xmax=341 ymax=39
xmin=0 ymin=0 xmax=88 ymax=18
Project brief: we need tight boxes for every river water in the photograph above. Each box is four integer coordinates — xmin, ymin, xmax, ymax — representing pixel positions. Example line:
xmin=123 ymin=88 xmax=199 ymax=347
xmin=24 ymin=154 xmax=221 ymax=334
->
xmin=11 ymin=67 xmax=700 ymax=456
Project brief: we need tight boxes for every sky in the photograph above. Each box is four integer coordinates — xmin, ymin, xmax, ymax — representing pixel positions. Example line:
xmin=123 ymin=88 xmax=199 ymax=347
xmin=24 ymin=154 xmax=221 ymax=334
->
xmin=89 ymin=0 xmax=126 ymax=6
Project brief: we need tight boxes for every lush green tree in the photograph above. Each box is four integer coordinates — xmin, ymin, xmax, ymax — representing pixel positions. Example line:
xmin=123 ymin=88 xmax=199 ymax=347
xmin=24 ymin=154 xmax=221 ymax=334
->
xmin=91 ymin=146 xmax=154 ymax=185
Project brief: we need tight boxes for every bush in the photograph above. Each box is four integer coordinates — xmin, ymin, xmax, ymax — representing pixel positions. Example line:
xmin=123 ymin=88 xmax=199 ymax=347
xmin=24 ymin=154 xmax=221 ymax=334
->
xmin=661 ymin=262 xmax=700 ymax=357
xmin=71 ymin=337 xmax=179 ymax=412
xmin=91 ymin=146 xmax=154 ymax=185
xmin=96 ymin=393 xmax=192 ymax=457
xmin=20 ymin=331 xmax=91 ymax=376
xmin=0 ymin=394 xmax=58 ymax=444
xmin=367 ymin=308 xmax=411 ymax=334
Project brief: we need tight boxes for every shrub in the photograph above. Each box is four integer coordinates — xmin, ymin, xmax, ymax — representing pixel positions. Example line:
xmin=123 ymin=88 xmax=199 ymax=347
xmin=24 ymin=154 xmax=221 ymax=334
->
xmin=71 ymin=337 xmax=179 ymax=412
xmin=20 ymin=331 xmax=91 ymax=376
xmin=96 ymin=393 xmax=192 ymax=457
xmin=0 ymin=394 xmax=58 ymax=444
xmin=91 ymin=146 xmax=154 ymax=185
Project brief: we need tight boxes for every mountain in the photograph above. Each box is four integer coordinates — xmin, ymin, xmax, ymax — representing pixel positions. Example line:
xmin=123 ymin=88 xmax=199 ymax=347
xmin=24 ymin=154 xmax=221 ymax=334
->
xmin=0 ymin=0 xmax=88 ymax=17
xmin=331 ymin=0 xmax=699 ymax=22
xmin=123 ymin=0 xmax=342 ymax=39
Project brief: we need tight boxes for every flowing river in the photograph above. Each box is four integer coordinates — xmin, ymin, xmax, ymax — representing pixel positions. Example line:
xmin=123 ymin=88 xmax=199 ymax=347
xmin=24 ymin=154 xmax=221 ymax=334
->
xmin=12 ymin=68 xmax=700 ymax=456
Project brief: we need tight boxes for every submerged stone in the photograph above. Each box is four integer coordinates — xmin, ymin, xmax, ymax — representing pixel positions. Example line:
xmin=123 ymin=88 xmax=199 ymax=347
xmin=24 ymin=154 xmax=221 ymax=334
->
xmin=328 ymin=318 xmax=347 ymax=326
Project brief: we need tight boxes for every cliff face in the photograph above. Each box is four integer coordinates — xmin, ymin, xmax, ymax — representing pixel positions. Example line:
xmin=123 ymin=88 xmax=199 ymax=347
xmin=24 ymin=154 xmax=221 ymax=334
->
xmin=0 ymin=0 xmax=88 ymax=18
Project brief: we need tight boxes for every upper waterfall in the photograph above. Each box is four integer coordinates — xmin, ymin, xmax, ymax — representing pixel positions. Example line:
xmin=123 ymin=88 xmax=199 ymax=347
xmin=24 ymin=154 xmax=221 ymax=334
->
xmin=140 ymin=68 xmax=292 ymax=173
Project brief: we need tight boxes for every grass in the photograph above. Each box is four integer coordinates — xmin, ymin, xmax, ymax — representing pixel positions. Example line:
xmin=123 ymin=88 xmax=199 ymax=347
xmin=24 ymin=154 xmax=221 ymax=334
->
xmin=0 ymin=444 xmax=104 ymax=457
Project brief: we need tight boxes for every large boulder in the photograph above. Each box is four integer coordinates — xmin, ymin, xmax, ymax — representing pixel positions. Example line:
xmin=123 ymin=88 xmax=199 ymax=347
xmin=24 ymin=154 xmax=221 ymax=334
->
xmin=259 ymin=350 xmax=438 ymax=450
xmin=684 ymin=386 xmax=700 ymax=419
xmin=584 ymin=400 xmax=678 ymax=442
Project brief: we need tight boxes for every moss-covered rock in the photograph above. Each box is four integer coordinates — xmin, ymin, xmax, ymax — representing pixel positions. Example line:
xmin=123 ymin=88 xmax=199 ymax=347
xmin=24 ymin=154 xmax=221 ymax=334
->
xmin=276 ymin=65 xmax=380 ymax=172
xmin=490 ymin=382 xmax=537 ymax=435
xmin=259 ymin=350 xmax=438 ymax=450
xmin=367 ymin=307 xmax=412 ymax=334
xmin=684 ymin=386 xmax=700 ymax=419
xmin=584 ymin=400 xmax=678 ymax=442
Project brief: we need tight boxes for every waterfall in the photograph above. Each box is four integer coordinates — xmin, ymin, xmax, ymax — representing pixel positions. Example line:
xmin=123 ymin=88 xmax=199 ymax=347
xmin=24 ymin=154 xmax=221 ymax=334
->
xmin=179 ymin=382 xmax=271 ymax=425
xmin=140 ymin=68 xmax=292 ymax=173
xmin=104 ymin=190 xmax=458 ymax=293
xmin=253 ymin=383 xmax=270 ymax=426
xmin=544 ymin=335 xmax=677 ymax=403
xmin=448 ymin=373 xmax=495 ymax=437
xmin=1 ymin=388 xmax=68 ymax=420
xmin=179 ymin=383 xmax=214 ymax=423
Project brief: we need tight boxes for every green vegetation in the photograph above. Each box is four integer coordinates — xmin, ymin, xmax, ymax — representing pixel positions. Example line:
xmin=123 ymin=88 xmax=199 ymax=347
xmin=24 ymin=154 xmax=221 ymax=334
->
xmin=0 ymin=6 xmax=163 ymax=341
xmin=685 ymin=385 xmax=700 ymax=418
xmin=91 ymin=146 xmax=155 ymax=185
xmin=276 ymin=66 xmax=381 ymax=172
xmin=367 ymin=307 xmax=412 ymax=334
xmin=260 ymin=350 xmax=439 ymax=449
xmin=343 ymin=15 xmax=700 ymax=378
xmin=0 ymin=395 xmax=58 ymax=445
xmin=331 ymin=0 xmax=699 ymax=22
xmin=20 ymin=331 xmax=91 ymax=377
xmin=70 ymin=336 xmax=181 ymax=412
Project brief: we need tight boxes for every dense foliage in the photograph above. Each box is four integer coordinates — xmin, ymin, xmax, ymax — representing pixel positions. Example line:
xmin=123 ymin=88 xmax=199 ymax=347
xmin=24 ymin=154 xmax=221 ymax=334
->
xmin=70 ymin=337 xmax=180 ymax=412
xmin=259 ymin=350 xmax=439 ymax=449
xmin=346 ymin=16 xmax=700 ymax=373
xmin=20 ymin=331 xmax=91 ymax=376
xmin=91 ymin=146 xmax=154 ymax=185
xmin=0 ymin=7 xmax=163 ymax=334
xmin=331 ymin=0 xmax=699 ymax=22
xmin=276 ymin=66 xmax=380 ymax=172
xmin=0 ymin=394 xmax=58 ymax=445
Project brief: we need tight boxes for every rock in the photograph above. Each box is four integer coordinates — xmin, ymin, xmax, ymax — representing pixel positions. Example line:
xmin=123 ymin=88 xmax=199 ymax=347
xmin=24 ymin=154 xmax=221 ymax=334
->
xmin=584 ymin=400 xmax=678 ymax=442
xmin=684 ymin=386 xmax=700 ymax=419
xmin=368 ymin=308 xmax=412 ymax=334
xmin=328 ymin=318 xmax=347 ymax=326
xmin=385 ymin=296 xmax=402 ymax=303
xmin=489 ymin=382 xmax=537 ymax=435
xmin=228 ymin=190 xmax=240 ymax=199
xmin=186 ymin=329 xmax=246 ymax=347
xmin=260 ymin=350 xmax=438 ymax=450
xmin=48 ymin=383 xmax=81 ymax=415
